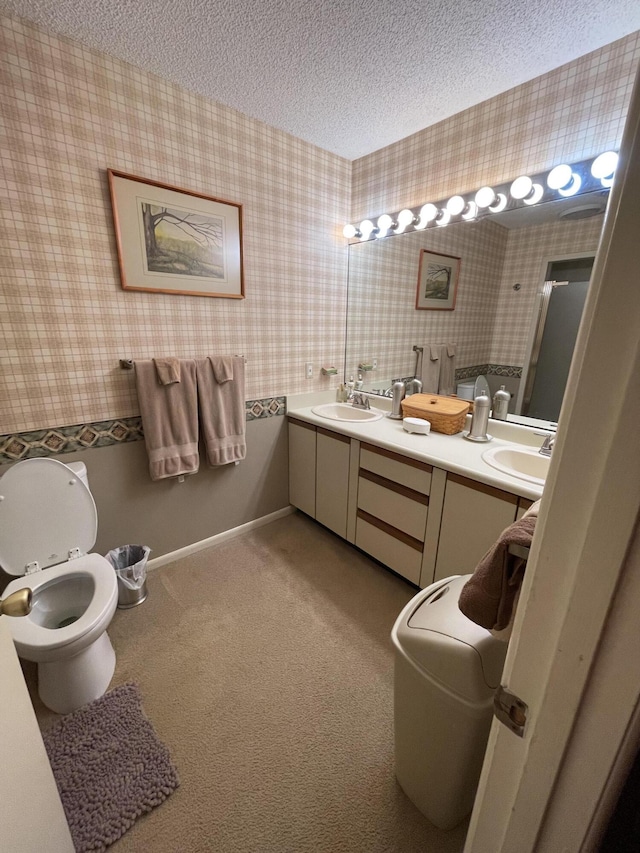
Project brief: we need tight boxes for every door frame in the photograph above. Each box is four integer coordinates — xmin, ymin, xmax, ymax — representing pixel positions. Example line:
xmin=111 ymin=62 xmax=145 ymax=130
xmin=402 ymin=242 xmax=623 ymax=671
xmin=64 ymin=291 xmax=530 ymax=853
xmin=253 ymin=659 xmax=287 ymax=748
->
xmin=465 ymin=62 xmax=640 ymax=853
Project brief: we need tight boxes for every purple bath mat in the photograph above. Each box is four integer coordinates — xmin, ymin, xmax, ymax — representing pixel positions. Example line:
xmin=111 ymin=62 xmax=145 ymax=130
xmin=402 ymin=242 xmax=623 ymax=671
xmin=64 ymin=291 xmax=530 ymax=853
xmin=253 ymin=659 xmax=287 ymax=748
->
xmin=42 ymin=682 xmax=179 ymax=852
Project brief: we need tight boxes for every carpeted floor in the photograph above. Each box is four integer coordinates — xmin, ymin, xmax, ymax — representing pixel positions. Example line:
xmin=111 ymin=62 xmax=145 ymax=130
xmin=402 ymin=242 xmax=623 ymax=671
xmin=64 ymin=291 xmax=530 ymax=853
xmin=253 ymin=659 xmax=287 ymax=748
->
xmin=25 ymin=512 xmax=468 ymax=853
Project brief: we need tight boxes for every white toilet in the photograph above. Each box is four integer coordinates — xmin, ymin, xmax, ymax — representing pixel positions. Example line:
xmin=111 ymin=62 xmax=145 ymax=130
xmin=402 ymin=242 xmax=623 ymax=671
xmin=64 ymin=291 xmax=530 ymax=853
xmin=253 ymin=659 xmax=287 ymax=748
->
xmin=0 ymin=458 xmax=118 ymax=714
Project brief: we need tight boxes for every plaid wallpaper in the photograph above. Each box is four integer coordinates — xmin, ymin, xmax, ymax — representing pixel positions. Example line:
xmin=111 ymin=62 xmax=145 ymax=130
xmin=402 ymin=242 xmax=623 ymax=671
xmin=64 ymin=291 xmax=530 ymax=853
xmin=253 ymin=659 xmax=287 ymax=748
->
xmin=1 ymin=16 xmax=638 ymax=438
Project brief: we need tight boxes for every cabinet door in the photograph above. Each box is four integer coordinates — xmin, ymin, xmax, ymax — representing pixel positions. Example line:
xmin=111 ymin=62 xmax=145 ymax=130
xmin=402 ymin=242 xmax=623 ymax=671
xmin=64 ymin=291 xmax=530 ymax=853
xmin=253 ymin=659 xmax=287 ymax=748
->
xmin=316 ymin=428 xmax=351 ymax=538
xmin=434 ymin=473 xmax=518 ymax=581
xmin=288 ymin=419 xmax=316 ymax=517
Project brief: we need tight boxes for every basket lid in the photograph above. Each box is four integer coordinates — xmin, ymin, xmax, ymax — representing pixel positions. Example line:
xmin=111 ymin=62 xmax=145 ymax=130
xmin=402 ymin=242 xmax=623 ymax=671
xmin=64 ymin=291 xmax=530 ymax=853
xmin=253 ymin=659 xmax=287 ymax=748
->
xmin=401 ymin=394 xmax=470 ymax=417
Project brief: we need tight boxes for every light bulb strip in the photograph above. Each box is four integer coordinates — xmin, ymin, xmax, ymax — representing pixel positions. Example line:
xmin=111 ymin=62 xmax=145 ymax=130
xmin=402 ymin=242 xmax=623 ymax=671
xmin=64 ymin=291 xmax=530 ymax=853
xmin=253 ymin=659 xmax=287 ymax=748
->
xmin=344 ymin=152 xmax=617 ymax=241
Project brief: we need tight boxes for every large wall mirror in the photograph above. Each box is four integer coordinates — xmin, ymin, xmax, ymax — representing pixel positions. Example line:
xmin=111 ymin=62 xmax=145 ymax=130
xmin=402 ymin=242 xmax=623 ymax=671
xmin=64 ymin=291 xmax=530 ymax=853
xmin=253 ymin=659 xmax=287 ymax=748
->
xmin=345 ymin=190 xmax=608 ymax=427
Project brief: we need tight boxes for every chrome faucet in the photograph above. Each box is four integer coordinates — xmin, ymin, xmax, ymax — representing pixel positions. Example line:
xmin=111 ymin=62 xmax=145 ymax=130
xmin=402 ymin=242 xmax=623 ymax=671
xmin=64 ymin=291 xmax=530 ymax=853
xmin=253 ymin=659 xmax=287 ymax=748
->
xmin=539 ymin=434 xmax=556 ymax=456
xmin=349 ymin=391 xmax=371 ymax=410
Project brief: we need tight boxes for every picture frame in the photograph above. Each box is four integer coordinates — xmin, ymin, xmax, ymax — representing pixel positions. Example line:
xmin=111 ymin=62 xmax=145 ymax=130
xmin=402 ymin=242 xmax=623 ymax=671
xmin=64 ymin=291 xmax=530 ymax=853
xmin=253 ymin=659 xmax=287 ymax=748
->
xmin=415 ymin=249 xmax=460 ymax=310
xmin=107 ymin=170 xmax=244 ymax=299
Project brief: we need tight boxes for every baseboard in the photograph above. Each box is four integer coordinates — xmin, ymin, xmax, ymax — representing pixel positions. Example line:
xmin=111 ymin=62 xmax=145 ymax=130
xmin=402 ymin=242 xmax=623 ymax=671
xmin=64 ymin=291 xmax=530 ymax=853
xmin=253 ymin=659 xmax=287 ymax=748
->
xmin=146 ymin=506 xmax=296 ymax=571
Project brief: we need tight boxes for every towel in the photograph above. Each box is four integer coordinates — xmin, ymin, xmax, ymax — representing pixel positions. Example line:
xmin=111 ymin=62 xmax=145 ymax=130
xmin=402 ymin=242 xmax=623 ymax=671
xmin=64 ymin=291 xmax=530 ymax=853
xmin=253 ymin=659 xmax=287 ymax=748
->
xmin=458 ymin=514 xmax=536 ymax=632
xmin=438 ymin=343 xmax=457 ymax=396
xmin=420 ymin=345 xmax=441 ymax=394
xmin=153 ymin=357 xmax=181 ymax=385
xmin=211 ymin=356 xmax=234 ymax=384
xmin=196 ymin=356 xmax=246 ymax=466
xmin=135 ymin=360 xmax=199 ymax=481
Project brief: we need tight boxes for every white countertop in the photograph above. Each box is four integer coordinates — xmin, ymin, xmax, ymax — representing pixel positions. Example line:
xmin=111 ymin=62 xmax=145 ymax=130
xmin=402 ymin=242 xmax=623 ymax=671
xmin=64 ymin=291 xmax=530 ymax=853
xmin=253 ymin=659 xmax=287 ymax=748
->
xmin=287 ymin=392 xmax=549 ymax=501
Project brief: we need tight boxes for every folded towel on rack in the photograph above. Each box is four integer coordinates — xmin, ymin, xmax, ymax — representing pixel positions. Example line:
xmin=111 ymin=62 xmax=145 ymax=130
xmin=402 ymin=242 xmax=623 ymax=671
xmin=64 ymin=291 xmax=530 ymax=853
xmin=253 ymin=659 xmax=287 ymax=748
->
xmin=211 ymin=356 xmax=234 ymax=384
xmin=420 ymin=345 xmax=441 ymax=394
xmin=458 ymin=514 xmax=536 ymax=632
xmin=196 ymin=356 xmax=246 ymax=466
xmin=153 ymin=357 xmax=181 ymax=385
xmin=135 ymin=359 xmax=199 ymax=481
xmin=438 ymin=342 xmax=457 ymax=396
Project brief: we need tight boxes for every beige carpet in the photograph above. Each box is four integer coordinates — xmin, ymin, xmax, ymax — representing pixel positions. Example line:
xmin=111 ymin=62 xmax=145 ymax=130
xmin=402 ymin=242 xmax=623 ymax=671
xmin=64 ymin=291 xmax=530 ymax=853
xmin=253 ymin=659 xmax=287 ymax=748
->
xmin=26 ymin=512 xmax=468 ymax=853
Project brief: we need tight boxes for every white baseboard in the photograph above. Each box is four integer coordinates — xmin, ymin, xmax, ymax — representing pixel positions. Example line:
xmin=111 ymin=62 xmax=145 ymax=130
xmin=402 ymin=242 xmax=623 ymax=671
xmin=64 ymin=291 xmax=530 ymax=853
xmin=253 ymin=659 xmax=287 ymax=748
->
xmin=146 ymin=506 xmax=295 ymax=571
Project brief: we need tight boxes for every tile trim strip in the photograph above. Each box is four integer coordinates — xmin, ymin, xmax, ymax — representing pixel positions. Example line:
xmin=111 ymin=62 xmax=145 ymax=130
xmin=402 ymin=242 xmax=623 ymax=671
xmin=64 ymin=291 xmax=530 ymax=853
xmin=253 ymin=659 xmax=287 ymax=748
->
xmin=0 ymin=397 xmax=286 ymax=463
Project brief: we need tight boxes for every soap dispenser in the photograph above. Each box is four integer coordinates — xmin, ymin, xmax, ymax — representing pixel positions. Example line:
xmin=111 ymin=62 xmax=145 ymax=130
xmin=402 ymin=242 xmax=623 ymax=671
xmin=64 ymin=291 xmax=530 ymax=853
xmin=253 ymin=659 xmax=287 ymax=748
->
xmin=492 ymin=385 xmax=510 ymax=420
xmin=464 ymin=392 xmax=492 ymax=442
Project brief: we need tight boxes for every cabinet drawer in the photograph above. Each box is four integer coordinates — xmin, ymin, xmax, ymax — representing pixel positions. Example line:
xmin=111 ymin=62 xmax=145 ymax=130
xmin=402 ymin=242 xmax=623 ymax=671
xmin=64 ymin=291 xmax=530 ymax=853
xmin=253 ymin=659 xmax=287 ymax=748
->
xmin=356 ymin=511 xmax=422 ymax=585
xmin=360 ymin=443 xmax=431 ymax=495
xmin=357 ymin=470 xmax=428 ymax=541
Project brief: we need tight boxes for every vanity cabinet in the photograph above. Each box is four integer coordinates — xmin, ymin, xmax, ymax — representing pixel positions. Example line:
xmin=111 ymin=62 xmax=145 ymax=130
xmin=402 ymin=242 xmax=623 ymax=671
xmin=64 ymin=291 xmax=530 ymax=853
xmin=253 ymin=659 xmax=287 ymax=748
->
xmin=355 ymin=444 xmax=432 ymax=585
xmin=288 ymin=419 xmax=351 ymax=538
xmin=433 ymin=473 xmax=519 ymax=582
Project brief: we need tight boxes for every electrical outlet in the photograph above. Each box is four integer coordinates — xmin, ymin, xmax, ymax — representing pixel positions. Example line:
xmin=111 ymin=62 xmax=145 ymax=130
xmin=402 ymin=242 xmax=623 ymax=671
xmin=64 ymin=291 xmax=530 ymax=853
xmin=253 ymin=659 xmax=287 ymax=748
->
xmin=305 ymin=362 xmax=313 ymax=379
xmin=372 ymin=358 xmax=378 ymax=370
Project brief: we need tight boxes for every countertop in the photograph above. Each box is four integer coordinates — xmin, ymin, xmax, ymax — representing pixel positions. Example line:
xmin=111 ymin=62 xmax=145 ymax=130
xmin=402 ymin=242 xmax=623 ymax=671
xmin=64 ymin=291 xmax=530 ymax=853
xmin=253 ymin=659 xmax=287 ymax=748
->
xmin=287 ymin=392 xmax=550 ymax=501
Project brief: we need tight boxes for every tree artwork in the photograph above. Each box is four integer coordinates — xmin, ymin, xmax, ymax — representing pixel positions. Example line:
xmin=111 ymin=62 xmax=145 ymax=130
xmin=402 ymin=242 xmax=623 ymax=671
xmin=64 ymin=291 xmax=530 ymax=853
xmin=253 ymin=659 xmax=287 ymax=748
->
xmin=141 ymin=203 xmax=225 ymax=278
xmin=423 ymin=263 xmax=452 ymax=300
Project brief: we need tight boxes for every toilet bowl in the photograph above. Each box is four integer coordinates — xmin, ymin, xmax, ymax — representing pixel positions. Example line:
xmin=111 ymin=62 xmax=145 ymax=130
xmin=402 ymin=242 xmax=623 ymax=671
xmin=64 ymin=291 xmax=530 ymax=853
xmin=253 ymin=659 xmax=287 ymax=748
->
xmin=0 ymin=458 xmax=118 ymax=714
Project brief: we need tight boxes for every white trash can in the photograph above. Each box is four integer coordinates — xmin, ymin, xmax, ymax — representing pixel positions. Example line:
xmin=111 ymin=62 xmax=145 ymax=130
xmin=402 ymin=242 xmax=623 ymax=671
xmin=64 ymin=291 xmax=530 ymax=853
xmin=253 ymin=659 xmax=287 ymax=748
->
xmin=391 ymin=574 xmax=508 ymax=830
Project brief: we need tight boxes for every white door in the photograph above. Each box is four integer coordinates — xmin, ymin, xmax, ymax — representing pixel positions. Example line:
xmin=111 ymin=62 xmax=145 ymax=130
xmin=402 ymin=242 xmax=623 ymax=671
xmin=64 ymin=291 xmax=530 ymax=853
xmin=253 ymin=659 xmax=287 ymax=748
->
xmin=465 ymin=64 xmax=640 ymax=853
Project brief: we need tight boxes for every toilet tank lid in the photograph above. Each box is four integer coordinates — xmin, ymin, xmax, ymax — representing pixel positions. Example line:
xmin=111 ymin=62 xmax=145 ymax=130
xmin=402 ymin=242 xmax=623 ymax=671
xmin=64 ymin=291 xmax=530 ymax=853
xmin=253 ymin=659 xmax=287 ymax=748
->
xmin=0 ymin=458 xmax=97 ymax=576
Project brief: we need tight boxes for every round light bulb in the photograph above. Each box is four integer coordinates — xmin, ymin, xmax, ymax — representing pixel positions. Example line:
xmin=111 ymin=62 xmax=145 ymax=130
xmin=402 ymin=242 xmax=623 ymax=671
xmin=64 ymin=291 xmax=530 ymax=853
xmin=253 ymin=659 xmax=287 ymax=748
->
xmin=547 ymin=164 xmax=572 ymax=190
xmin=591 ymin=151 xmax=618 ymax=181
xmin=461 ymin=201 xmax=478 ymax=221
xmin=396 ymin=208 xmax=415 ymax=232
xmin=558 ymin=173 xmax=582 ymax=197
xmin=415 ymin=203 xmax=438 ymax=229
xmin=435 ymin=209 xmax=451 ymax=227
xmin=359 ymin=219 xmax=376 ymax=240
xmin=343 ymin=223 xmax=358 ymax=239
xmin=488 ymin=192 xmax=508 ymax=213
xmin=377 ymin=214 xmax=394 ymax=237
xmin=475 ymin=186 xmax=496 ymax=208
xmin=446 ymin=195 xmax=466 ymax=216
xmin=523 ymin=183 xmax=544 ymax=205
xmin=510 ymin=176 xmax=533 ymax=200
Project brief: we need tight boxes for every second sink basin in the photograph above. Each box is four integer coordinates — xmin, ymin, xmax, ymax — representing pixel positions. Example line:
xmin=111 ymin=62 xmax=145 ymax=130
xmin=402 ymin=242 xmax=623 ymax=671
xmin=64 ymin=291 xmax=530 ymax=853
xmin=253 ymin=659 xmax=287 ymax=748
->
xmin=311 ymin=402 xmax=385 ymax=423
xmin=482 ymin=445 xmax=550 ymax=486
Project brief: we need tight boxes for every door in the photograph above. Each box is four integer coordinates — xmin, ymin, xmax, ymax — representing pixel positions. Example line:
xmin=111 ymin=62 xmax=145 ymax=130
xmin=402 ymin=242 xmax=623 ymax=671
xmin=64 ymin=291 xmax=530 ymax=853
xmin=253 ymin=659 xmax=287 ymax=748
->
xmin=465 ymin=65 xmax=640 ymax=852
xmin=523 ymin=267 xmax=592 ymax=421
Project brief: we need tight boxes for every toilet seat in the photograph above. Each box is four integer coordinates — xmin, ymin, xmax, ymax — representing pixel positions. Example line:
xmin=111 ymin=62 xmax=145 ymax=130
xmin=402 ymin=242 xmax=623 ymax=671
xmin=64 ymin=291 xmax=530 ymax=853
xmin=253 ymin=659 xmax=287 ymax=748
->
xmin=3 ymin=553 xmax=117 ymax=655
xmin=0 ymin=458 xmax=97 ymax=576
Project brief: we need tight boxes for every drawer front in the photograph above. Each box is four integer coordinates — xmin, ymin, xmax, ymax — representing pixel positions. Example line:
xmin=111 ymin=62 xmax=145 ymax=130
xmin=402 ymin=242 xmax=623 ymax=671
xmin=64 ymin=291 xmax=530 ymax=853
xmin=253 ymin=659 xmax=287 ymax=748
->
xmin=357 ymin=471 xmax=428 ymax=541
xmin=360 ymin=444 xmax=431 ymax=495
xmin=355 ymin=513 xmax=422 ymax=585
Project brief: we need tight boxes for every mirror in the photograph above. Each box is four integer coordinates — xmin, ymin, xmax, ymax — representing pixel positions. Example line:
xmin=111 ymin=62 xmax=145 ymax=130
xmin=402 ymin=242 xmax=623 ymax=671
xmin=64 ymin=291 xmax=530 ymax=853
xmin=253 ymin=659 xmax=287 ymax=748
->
xmin=345 ymin=191 xmax=608 ymax=427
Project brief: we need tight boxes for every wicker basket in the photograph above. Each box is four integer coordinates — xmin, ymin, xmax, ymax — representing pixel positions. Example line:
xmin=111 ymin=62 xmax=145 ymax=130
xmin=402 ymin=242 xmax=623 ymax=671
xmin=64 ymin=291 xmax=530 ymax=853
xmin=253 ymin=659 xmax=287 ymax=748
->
xmin=401 ymin=394 xmax=470 ymax=435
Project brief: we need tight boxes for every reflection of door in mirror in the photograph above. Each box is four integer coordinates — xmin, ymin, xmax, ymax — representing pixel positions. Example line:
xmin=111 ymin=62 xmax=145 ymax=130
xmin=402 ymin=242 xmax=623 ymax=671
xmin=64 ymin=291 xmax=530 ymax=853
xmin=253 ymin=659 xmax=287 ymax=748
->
xmin=521 ymin=256 xmax=594 ymax=422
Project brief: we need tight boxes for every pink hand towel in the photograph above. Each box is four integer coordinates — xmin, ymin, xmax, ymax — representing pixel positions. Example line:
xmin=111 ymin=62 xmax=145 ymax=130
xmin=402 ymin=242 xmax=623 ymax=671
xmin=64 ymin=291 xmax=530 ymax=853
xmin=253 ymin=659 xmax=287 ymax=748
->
xmin=211 ymin=356 xmax=234 ymax=384
xmin=196 ymin=357 xmax=246 ymax=466
xmin=153 ymin=357 xmax=181 ymax=385
xmin=135 ymin=359 xmax=199 ymax=481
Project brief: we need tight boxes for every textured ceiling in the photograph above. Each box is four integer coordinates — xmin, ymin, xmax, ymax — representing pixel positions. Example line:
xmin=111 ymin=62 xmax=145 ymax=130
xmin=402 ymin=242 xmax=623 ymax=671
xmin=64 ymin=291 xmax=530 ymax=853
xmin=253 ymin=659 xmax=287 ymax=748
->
xmin=2 ymin=0 xmax=640 ymax=159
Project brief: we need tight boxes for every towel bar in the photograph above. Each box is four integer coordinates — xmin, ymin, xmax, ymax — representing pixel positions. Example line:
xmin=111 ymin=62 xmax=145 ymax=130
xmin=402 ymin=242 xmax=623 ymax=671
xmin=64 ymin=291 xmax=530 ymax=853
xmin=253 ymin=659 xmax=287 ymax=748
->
xmin=119 ymin=355 xmax=247 ymax=369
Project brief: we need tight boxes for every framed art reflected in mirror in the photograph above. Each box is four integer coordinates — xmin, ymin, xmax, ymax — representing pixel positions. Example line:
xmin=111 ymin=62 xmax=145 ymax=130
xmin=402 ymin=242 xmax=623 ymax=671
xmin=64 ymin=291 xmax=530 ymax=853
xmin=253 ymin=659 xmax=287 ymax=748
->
xmin=416 ymin=249 xmax=460 ymax=310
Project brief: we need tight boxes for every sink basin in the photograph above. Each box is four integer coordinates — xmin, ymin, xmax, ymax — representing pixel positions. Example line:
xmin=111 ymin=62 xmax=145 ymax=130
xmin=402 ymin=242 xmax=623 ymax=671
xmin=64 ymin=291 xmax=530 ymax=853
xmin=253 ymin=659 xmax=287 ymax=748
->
xmin=311 ymin=402 xmax=385 ymax=423
xmin=482 ymin=445 xmax=550 ymax=486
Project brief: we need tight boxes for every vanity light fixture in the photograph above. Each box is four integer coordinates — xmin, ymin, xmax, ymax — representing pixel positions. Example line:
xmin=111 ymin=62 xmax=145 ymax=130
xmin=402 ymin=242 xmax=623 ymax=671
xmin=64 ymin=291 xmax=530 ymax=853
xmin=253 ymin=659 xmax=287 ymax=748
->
xmin=591 ymin=151 xmax=618 ymax=188
xmin=341 ymin=151 xmax=617 ymax=241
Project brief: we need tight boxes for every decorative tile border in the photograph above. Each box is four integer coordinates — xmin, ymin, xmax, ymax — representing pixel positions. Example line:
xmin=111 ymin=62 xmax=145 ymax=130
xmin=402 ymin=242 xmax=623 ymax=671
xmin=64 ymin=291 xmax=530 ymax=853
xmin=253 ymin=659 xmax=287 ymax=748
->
xmin=0 ymin=397 xmax=286 ymax=464
xmin=455 ymin=364 xmax=522 ymax=381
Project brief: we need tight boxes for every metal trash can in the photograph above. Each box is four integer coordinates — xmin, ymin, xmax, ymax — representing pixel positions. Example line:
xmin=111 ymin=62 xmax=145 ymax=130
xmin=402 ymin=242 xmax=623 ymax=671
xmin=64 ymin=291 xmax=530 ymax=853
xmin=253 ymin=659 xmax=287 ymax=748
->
xmin=391 ymin=574 xmax=508 ymax=830
xmin=105 ymin=545 xmax=151 ymax=609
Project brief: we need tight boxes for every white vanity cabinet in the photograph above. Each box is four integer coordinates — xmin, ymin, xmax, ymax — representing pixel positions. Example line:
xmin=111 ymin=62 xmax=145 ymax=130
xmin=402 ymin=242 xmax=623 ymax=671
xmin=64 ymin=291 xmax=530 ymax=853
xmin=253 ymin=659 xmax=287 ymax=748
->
xmin=288 ymin=419 xmax=351 ymax=538
xmin=433 ymin=473 xmax=520 ymax=582
xmin=354 ymin=443 xmax=432 ymax=585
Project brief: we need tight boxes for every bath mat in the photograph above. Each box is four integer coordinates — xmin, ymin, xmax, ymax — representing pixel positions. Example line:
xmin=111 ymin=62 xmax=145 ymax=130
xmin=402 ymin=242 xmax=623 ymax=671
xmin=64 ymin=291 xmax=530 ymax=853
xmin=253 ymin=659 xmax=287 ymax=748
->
xmin=42 ymin=682 xmax=179 ymax=852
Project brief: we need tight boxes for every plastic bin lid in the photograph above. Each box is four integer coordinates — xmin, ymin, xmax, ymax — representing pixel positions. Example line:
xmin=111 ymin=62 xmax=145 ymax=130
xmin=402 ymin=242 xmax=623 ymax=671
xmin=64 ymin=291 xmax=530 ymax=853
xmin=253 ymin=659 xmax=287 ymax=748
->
xmin=397 ymin=575 xmax=507 ymax=701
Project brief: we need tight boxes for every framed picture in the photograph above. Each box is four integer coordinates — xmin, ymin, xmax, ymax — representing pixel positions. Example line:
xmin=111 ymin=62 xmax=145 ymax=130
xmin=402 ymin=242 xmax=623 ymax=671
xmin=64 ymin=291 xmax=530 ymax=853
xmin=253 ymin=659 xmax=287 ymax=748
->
xmin=108 ymin=170 xmax=244 ymax=299
xmin=415 ymin=249 xmax=460 ymax=310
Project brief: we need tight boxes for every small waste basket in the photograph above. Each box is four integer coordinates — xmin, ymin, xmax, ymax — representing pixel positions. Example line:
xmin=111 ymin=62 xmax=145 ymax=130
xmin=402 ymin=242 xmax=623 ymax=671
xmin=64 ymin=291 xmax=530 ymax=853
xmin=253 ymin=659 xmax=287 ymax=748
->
xmin=391 ymin=574 xmax=508 ymax=830
xmin=105 ymin=544 xmax=151 ymax=609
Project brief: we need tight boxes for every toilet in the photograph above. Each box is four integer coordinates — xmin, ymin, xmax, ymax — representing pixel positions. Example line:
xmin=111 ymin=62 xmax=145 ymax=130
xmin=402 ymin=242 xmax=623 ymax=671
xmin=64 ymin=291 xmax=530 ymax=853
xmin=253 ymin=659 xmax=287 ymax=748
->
xmin=0 ymin=458 xmax=118 ymax=714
